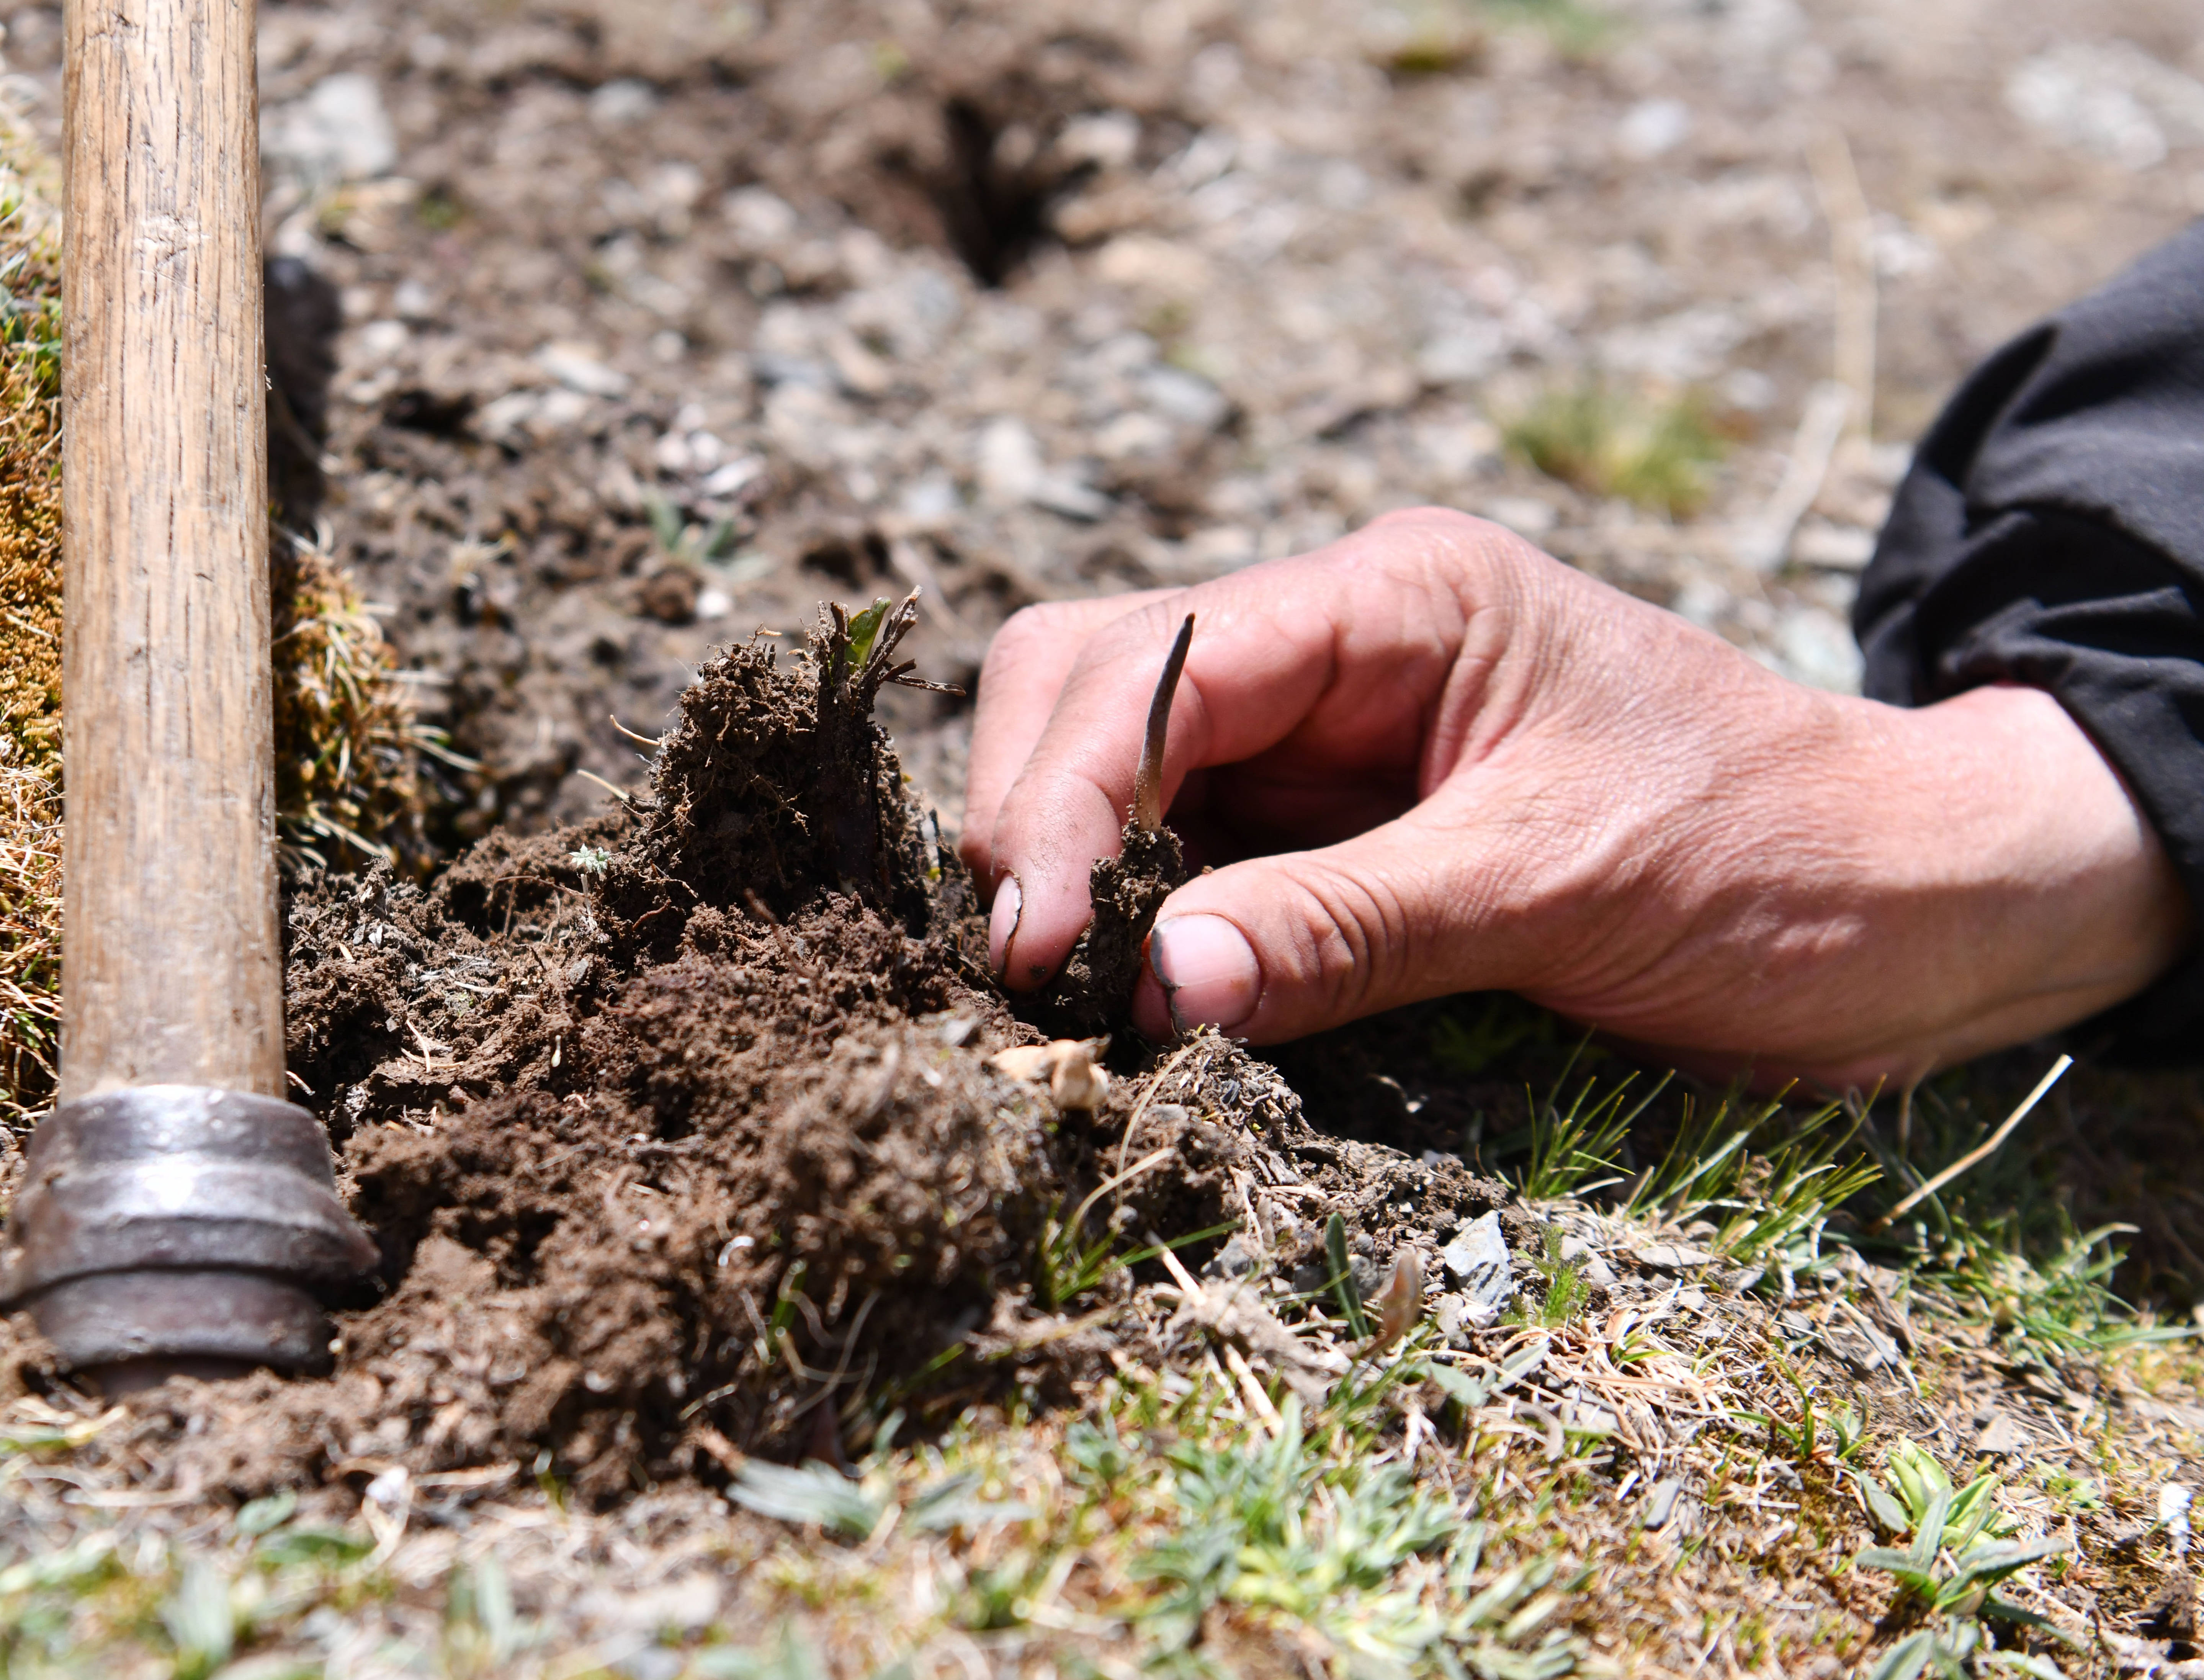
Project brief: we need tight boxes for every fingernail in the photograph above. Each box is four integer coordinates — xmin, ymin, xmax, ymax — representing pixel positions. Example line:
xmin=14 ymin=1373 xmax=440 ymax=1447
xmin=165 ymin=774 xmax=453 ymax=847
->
xmin=988 ymin=874 xmax=1022 ymax=975
xmin=1148 ymin=915 xmax=1260 ymax=1033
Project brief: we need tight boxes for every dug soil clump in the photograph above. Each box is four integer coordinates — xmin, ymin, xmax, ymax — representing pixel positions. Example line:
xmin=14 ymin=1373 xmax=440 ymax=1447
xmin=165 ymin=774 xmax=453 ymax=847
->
xmin=43 ymin=594 xmax=1512 ymax=1505
xmin=70 ymin=596 xmax=1267 ymax=1504
xmin=236 ymin=596 xmax=1043 ymax=1500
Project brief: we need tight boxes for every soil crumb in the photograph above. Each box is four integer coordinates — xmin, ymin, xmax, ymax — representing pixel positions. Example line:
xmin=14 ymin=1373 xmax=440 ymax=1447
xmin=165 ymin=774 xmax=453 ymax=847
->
xmin=1035 ymin=820 xmax=1187 ymax=1039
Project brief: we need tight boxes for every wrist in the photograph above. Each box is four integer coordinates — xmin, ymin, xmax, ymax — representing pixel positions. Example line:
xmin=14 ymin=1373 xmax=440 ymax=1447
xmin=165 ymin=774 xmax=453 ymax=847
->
xmin=1824 ymin=683 xmax=2189 ymax=1075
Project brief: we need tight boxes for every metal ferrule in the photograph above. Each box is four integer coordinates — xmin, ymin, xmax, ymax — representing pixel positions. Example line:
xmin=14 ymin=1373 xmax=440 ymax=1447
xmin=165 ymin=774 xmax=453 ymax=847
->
xmin=0 ymin=1086 xmax=377 ymax=1373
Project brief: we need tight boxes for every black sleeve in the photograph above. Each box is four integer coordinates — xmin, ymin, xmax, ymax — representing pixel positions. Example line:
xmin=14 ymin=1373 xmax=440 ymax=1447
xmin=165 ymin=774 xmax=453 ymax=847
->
xmin=1854 ymin=220 xmax=2204 ymax=1066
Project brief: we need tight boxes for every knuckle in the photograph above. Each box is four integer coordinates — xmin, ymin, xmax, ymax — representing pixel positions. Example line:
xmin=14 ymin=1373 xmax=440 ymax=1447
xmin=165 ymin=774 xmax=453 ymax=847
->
xmin=1285 ymin=862 xmax=1416 ymax=1017
xmin=991 ymin=600 xmax=1072 ymax=656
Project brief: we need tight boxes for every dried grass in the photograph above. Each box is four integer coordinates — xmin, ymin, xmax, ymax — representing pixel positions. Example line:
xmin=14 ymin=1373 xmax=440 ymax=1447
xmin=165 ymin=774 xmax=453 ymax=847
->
xmin=0 ymin=123 xmax=437 ymax=1114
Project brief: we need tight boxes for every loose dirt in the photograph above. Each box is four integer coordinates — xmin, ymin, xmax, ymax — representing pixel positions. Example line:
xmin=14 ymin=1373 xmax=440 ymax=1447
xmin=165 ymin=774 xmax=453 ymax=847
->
xmin=43 ymin=597 xmax=1506 ymax=1511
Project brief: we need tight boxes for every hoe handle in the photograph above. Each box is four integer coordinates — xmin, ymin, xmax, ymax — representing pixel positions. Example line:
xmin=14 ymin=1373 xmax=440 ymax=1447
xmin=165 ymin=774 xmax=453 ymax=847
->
xmin=8 ymin=0 xmax=371 ymax=1381
xmin=59 ymin=0 xmax=280 ymax=1101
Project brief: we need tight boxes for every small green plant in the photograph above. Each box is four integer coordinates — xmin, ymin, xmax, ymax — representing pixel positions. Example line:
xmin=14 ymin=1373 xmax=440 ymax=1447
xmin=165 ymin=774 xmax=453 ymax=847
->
xmin=1033 ymin=1158 xmax=1229 ymax=1311
xmin=1324 ymin=1211 xmax=1372 ymax=1338
xmin=1429 ymin=993 xmax=1557 ymax=1077
xmin=1063 ymin=1416 xmax=1136 ymax=1487
xmin=1734 ymin=1358 xmax=1866 ymax=1467
xmin=691 ymin=1624 xmax=831 ymax=1680
xmin=567 ymin=844 xmax=611 ymax=875
xmin=1480 ymin=0 xmax=1612 ymax=55
xmin=1711 ymin=1111 xmax=1881 ymax=1264
xmin=1625 ymin=1088 xmax=1880 ymax=1266
xmin=645 ymin=489 xmax=747 ymax=570
xmin=728 ymin=1456 xmax=1033 ymax=1544
xmin=1513 ymin=1044 xmax=1666 ymax=1201
xmin=1128 ymin=1394 xmax=1578 ymax=1673
xmin=1503 ymin=381 xmax=1723 ymax=517
xmin=443 ymin=1554 xmax=523 ymax=1674
xmin=158 ymin=1561 xmax=237 ymax=1680
xmin=1506 ymin=1228 xmax=1589 ymax=1328
xmin=842 ymin=596 xmax=893 ymax=668
xmin=1852 ymin=1440 xmax=2070 ymax=1677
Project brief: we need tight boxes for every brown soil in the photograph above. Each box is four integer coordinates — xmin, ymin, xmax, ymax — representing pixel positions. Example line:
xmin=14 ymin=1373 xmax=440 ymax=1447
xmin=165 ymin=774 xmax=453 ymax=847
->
xmin=48 ymin=598 xmax=1504 ymax=1509
xmin=1035 ymin=819 xmax=1186 ymax=1039
xmin=260 ymin=604 xmax=1042 ymax=1502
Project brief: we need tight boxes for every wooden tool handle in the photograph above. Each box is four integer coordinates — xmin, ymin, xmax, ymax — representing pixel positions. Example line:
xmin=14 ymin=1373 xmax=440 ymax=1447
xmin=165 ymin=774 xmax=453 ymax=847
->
xmin=59 ymin=0 xmax=281 ymax=1101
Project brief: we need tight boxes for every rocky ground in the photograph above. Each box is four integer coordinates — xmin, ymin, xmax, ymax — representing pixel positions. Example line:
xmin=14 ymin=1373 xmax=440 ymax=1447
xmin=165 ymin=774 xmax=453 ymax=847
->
xmin=4 ymin=0 xmax=2204 ymax=1675
xmin=5 ymin=0 xmax=2199 ymax=837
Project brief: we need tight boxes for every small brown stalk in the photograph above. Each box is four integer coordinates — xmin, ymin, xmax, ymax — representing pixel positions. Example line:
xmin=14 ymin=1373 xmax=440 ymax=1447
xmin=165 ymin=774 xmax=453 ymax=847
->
xmin=1364 ymin=1248 xmax=1425 ymax=1357
xmin=1131 ymin=614 xmax=1195 ymax=833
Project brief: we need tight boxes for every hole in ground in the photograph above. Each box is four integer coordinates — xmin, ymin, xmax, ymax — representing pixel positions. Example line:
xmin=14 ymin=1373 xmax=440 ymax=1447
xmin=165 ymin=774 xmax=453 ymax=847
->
xmin=929 ymin=97 xmax=1079 ymax=288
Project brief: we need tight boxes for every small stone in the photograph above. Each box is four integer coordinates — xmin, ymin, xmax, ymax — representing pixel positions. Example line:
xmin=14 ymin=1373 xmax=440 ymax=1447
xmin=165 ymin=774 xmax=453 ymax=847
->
xmin=1028 ymin=471 xmax=1112 ymax=522
xmin=589 ymin=79 xmax=661 ymax=128
xmin=363 ymin=1466 xmax=410 ymax=1510
xmin=1974 ymin=1410 xmax=2030 ymax=1456
xmin=1791 ymin=520 xmax=1878 ymax=570
xmin=391 ymin=279 xmax=437 ymax=322
xmin=976 ymin=416 xmax=1045 ymax=506
xmin=264 ymin=72 xmax=397 ymax=185
xmin=1481 ymin=496 xmax=1557 ymax=540
xmin=1765 ymin=605 xmax=1864 ymax=695
xmin=1181 ymin=526 xmax=1257 ymax=570
xmin=702 ymin=456 xmax=767 ymax=498
xmin=536 ymin=343 xmax=631 ymax=399
xmin=1203 ymin=1233 xmax=1260 ymax=1281
xmin=1056 ymin=111 xmax=1141 ymax=169
xmin=354 ymin=319 xmax=409 ymax=363
xmin=1417 ymin=322 xmax=1508 ymax=386
xmin=1823 ymin=1319 xmax=1895 ymax=1375
xmin=750 ymin=352 xmax=831 ymax=391
xmin=1440 ymin=1211 xmax=1513 ymax=1315
xmin=897 ymin=471 xmax=961 ymax=528
xmin=1617 ymin=97 xmax=1692 ymax=159
xmin=1556 ymin=1234 xmax=1615 ymax=1286
xmin=1095 ymin=411 xmax=1173 ymax=460
xmin=2163 ymin=1484 xmax=2194 ymax=1557
xmin=1640 ymin=1477 xmax=1683 ymax=1530
xmin=1141 ymin=365 xmax=1231 ymax=431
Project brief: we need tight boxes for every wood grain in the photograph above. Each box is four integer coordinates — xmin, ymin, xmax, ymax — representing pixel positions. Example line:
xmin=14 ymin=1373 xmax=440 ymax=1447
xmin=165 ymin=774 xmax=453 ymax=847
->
xmin=59 ymin=0 xmax=281 ymax=1099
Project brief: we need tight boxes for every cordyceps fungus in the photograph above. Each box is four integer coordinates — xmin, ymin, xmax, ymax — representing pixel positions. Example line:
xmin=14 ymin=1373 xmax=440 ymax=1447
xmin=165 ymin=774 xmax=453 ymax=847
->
xmin=1033 ymin=613 xmax=1196 ymax=1037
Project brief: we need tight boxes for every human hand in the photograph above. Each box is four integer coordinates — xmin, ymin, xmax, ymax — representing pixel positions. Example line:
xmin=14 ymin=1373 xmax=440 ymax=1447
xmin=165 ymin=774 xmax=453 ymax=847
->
xmin=960 ymin=509 xmax=2189 ymax=1088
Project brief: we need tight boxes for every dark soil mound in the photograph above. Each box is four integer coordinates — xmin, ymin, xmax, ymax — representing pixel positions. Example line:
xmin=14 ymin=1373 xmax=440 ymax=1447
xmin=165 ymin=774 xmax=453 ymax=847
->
xmin=32 ymin=595 xmax=1516 ymax=1505
xmin=232 ymin=602 xmax=1043 ymax=1498
xmin=55 ymin=594 xmax=1495 ymax=1507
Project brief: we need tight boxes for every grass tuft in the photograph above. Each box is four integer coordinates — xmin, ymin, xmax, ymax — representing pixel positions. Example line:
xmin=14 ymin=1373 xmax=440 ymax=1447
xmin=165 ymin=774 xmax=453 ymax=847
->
xmin=1502 ymin=381 xmax=1724 ymax=516
xmin=1512 ymin=1042 xmax=1667 ymax=1200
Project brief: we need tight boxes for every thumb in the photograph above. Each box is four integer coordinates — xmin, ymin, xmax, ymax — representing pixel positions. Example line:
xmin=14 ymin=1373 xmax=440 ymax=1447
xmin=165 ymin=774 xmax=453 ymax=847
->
xmin=1129 ymin=800 xmax=1536 ymax=1044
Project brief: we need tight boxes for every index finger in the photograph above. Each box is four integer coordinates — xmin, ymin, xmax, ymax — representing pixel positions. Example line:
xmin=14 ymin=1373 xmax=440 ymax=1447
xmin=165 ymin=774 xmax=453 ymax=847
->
xmin=986 ymin=514 xmax=1494 ymax=989
xmin=959 ymin=590 xmax=1178 ymax=888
